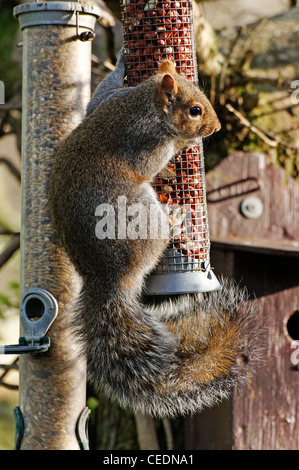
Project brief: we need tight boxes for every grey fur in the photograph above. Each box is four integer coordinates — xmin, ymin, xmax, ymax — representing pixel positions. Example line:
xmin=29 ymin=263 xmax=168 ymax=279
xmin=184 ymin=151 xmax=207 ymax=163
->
xmin=78 ymin=277 xmax=261 ymax=418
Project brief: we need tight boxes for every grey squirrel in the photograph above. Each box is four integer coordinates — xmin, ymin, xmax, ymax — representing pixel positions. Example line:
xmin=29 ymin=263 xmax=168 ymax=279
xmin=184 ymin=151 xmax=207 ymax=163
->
xmin=49 ymin=50 xmax=259 ymax=418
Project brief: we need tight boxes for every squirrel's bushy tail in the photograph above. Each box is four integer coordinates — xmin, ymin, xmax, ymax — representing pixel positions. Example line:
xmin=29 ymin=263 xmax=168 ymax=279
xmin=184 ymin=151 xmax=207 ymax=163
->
xmin=74 ymin=277 xmax=261 ymax=418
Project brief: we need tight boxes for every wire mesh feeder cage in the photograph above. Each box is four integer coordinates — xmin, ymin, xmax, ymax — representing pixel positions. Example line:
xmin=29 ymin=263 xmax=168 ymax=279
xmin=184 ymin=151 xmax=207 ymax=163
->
xmin=121 ymin=0 xmax=221 ymax=294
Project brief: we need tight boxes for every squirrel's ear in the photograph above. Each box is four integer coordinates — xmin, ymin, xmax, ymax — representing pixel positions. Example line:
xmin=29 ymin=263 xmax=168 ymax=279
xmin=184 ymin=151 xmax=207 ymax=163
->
xmin=158 ymin=74 xmax=179 ymax=108
xmin=158 ymin=60 xmax=177 ymax=75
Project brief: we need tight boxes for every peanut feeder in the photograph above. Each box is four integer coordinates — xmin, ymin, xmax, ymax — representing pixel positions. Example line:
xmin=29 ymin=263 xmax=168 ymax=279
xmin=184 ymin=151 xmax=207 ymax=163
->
xmin=121 ymin=0 xmax=221 ymax=294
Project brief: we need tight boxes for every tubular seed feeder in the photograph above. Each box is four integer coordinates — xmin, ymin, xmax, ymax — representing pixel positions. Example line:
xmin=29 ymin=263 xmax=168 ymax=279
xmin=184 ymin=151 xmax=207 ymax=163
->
xmin=10 ymin=1 xmax=101 ymax=450
xmin=121 ymin=0 xmax=221 ymax=295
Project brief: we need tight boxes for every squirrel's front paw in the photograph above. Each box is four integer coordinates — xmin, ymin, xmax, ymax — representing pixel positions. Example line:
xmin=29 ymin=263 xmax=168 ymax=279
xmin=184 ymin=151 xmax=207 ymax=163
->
xmin=117 ymin=47 xmax=126 ymax=77
xmin=169 ymin=204 xmax=185 ymax=239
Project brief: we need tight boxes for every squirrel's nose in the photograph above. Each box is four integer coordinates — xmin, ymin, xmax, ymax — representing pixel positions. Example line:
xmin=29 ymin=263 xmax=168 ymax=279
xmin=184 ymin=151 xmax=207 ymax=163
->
xmin=214 ymin=120 xmax=221 ymax=133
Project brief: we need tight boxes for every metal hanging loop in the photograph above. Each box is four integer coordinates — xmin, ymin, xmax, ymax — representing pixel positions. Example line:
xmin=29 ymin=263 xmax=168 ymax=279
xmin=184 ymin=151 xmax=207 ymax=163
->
xmin=0 ymin=287 xmax=58 ymax=355
xmin=75 ymin=7 xmax=96 ymax=41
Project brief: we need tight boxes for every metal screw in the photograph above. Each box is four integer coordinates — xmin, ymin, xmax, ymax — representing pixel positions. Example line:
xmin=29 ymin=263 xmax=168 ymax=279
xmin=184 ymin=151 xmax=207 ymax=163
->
xmin=240 ymin=196 xmax=263 ymax=219
xmin=79 ymin=31 xmax=95 ymax=42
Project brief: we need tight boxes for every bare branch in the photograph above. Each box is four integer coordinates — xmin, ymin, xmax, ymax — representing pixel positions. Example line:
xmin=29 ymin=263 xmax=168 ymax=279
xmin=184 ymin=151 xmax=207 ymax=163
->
xmin=0 ymin=103 xmax=22 ymax=111
xmin=0 ymin=358 xmax=19 ymax=391
xmin=226 ymin=103 xmax=299 ymax=151
xmin=162 ymin=417 xmax=174 ymax=450
xmin=0 ymin=156 xmax=21 ymax=182
xmin=0 ymin=233 xmax=20 ymax=269
xmin=134 ymin=411 xmax=160 ymax=450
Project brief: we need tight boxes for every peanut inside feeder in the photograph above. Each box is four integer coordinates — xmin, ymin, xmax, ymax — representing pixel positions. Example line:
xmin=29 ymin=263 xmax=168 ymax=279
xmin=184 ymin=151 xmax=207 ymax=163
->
xmin=121 ymin=0 xmax=221 ymax=294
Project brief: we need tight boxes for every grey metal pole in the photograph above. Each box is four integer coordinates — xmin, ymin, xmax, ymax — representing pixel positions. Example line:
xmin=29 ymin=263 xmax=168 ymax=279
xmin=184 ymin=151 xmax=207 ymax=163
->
xmin=13 ymin=2 xmax=101 ymax=450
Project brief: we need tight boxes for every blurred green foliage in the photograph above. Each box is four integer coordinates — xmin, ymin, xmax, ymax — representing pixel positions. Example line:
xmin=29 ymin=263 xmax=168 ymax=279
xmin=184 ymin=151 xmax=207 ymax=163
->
xmin=0 ymin=1 xmax=21 ymax=102
xmin=0 ymin=280 xmax=19 ymax=319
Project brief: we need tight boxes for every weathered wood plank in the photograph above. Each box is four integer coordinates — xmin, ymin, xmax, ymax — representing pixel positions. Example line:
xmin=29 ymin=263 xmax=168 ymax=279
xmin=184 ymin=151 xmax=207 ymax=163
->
xmin=206 ymin=152 xmax=299 ymax=252
xmin=232 ymin=251 xmax=299 ymax=450
xmin=185 ymin=154 xmax=299 ymax=450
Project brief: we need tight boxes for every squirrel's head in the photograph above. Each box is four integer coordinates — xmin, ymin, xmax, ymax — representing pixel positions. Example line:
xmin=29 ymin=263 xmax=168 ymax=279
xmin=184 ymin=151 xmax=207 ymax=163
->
xmin=156 ymin=60 xmax=221 ymax=142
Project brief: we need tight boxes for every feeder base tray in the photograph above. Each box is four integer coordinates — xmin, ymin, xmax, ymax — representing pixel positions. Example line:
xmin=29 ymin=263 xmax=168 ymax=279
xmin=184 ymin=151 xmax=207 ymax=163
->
xmin=145 ymin=270 xmax=222 ymax=296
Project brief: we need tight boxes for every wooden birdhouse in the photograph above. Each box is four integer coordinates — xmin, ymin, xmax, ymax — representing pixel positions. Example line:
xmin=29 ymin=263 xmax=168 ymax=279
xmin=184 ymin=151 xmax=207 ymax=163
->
xmin=184 ymin=151 xmax=299 ymax=450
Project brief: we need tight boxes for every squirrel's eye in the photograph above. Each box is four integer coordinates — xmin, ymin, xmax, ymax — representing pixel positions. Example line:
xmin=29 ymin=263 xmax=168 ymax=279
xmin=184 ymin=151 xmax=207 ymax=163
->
xmin=189 ymin=105 xmax=203 ymax=117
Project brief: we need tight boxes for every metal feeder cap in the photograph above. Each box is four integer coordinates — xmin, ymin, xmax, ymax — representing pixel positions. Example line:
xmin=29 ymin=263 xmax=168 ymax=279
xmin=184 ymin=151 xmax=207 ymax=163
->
xmin=13 ymin=2 xmax=102 ymax=30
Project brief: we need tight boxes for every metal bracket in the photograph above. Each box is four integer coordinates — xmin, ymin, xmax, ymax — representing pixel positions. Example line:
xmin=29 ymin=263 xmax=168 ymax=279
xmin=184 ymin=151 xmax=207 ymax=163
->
xmin=0 ymin=287 xmax=58 ymax=355
xmin=13 ymin=406 xmax=24 ymax=450
xmin=76 ymin=406 xmax=91 ymax=450
xmin=75 ymin=10 xmax=96 ymax=42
